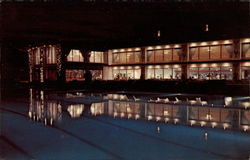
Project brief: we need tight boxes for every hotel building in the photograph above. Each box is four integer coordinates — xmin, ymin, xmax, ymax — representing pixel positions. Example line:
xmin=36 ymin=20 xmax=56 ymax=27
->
xmin=27 ymin=38 xmax=250 ymax=83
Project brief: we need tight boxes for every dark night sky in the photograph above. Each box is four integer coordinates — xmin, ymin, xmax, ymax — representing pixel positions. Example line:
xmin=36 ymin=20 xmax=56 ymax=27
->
xmin=1 ymin=1 xmax=249 ymax=50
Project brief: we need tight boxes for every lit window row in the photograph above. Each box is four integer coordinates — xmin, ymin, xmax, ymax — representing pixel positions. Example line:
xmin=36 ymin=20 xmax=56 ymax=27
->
xmin=189 ymin=44 xmax=233 ymax=61
xmin=146 ymin=65 xmax=182 ymax=80
xmin=113 ymin=51 xmax=141 ymax=64
xmin=146 ymin=48 xmax=182 ymax=63
xmin=113 ymin=66 xmax=141 ymax=80
xmin=188 ymin=63 xmax=233 ymax=80
xmin=67 ymin=50 xmax=84 ymax=62
xmin=89 ymin=51 xmax=104 ymax=63
xmin=66 ymin=69 xmax=103 ymax=82
xmin=30 ymin=46 xmax=57 ymax=65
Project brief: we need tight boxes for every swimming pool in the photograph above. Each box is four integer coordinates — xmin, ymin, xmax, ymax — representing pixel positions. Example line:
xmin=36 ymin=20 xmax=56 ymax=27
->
xmin=1 ymin=89 xmax=250 ymax=160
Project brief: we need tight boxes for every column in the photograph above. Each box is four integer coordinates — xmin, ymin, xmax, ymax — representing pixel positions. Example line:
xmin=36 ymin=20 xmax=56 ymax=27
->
xmin=80 ymin=50 xmax=91 ymax=63
xmin=140 ymin=47 xmax=146 ymax=80
xmin=58 ymin=45 xmax=69 ymax=83
xmin=28 ymin=49 xmax=33 ymax=82
xmin=181 ymin=44 xmax=188 ymax=80
xmin=233 ymin=39 xmax=240 ymax=81
xmin=40 ymin=47 xmax=45 ymax=83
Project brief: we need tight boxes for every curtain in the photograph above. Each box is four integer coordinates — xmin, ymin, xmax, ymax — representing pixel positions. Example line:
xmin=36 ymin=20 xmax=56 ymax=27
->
xmin=225 ymin=45 xmax=234 ymax=58
xmin=189 ymin=47 xmax=197 ymax=59
xmin=242 ymin=43 xmax=250 ymax=58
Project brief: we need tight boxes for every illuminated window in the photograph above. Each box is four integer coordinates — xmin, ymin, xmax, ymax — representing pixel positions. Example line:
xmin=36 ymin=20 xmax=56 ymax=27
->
xmin=67 ymin=50 xmax=84 ymax=62
xmin=188 ymin=63 xmax=232 ymax=80
xmin=146 ymin=65 xmax=182 ymax=80
xmin=210 ymin=46 xmax=220 ymax=59
xmin=154 ymin=50 xmax=164 ymax=62
xmin=242 ymin=43 xmax=250 ymax=58
xmin=90 ymin=70 xmax=103 ymax=80
xmin=90 ymin=51 xmax=104 ymax=63
xmin=46 ymin=46 xmax=56 ymax=64
xmin=112 ymin=51 xmax=141 ymax=64
xmin=66 ymin=69 xmax=84 ymax=81
xmin=147 ymin=50 xmax=154 ymax=62
xmin=189 ymin=43 xmax=233 ymax=61
xmin=33 ymin=48 xmax=40 ymax=65
xmin=163 ymin=49 xmax=172 ymax=61
xmin=112 ymin=67 xmax=141 ymax=80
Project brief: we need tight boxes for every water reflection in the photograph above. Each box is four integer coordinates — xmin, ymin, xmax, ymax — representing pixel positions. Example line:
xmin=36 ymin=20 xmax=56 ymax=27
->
xmin=28 ymin=90 xmax=250 ymax=132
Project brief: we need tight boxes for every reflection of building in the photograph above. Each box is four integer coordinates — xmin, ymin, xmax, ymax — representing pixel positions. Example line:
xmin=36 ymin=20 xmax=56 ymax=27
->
xmin=67 ymin=104 xmax=85 ymax=118
xmin=28 ymin=90 xmax=250 ymax=131
xmin=29 ymin=89 xmax=62 ymax=125
xmin=27 ymin=38 xmax=250 ymax=82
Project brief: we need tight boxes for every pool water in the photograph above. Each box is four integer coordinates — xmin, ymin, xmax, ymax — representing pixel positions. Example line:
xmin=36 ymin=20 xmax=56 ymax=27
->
xmin=1 ymin=89 xmax=250 ymax=160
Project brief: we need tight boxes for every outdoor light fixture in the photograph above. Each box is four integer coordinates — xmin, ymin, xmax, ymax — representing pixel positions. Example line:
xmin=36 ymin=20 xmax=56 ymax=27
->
xmin=157 ymin=30 xmax=161 ymax=37
xmin=205 ymin=24 xmax=209 ymax=31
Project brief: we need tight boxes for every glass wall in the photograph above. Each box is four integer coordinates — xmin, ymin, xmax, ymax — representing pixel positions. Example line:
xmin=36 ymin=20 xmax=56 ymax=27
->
xmin=90 ymin=70 xmax=103 ymax=80
xmin=46 ymin=46 xmax=56 ymax=64
xmin=67 ymin=50 xmax=84 ymax=62
xmin=241 ymin=62 xmax=250 ymax=80
xmin=189 ymin=44 xmax=233 ymax=61
xmin=146 ymin=48 xmax=181 ymax=63
xmin=112 ymin=51 xmax=141 ymax=64
xmin=89 ymin=51 xmax=104 ymax=63
xmin=66 ymin=69 xmax=84 ymax=81
xmin=242 ymin=43 xmax=250 ymax=58
xmin=188 ymin=63 xmax=233 ymax=80
xmin=31 ymin=46 xmax=57 ymax=65
xmin=146 ymin=65 xmax=182 ymax=80
xmin=112 ymin=66 xmax=141 ymax=80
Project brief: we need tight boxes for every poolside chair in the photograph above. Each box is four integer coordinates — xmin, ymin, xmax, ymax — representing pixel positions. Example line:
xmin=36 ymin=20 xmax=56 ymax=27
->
xmin=174 ymin=97 xmax=181 ymax=104
xmin=133 ymin=96 xmax=140 ymax=102
xmin=187 ymin=98 xmax=197 ymax=105
xmin=196 ymin=97 xmax=208 ymax=106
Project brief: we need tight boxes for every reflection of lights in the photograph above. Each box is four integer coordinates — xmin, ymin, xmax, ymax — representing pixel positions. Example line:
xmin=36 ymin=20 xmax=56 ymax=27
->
xmin=121 ymin=112 xmax=125 ymax=118
xmin=127 ymin=107 xmax=131 ymax=112
xmin=28 ymin=111 xmax=32 ymax=118
xmin=190 ymin=120 xmax=196 ymax=126
xmin=242 ymin=125 xmax=249 ymax=132
xmin=174 ymin=118 xmax=179 ymax=124
xmin=113 ymin=94 xmax=119 ymax=99
xmin=206 ymin=114 xmax=212 ymax=120
xmin=67 ymin=105 xmax=84 ymax=118
xmin=156 ymin=116 xmax=161 ymax=122
xmin=223 ymin=123 xmax=229 ymax=130
xmin=50 ymin=118 xmax=53 ymax=125
xmin=164 ymin=118 xmax=169 ymax=123
xmin=44 ymin=118 xmax=47 ymax=126
xmin=148 ymin=115 xmax=153 ymax=120
xmin=113 ymin=112 xmax=118 ymax=118
xmin=163 ymin=111 xmax=169 ymax=116
xmin=128 ymin=113 xmax=132 ymax=119
xmin=211 ymin=122 xmax=217 ymax=128
xmin=225 ymin=97 xmax=232 ymax=106
xmin=241 ymin=102 xmax=250 ymax=109
xmin=200 ymin=121 xmax=206 ymax=127
xmin=135 ymin=114 xmax=140 ymax=120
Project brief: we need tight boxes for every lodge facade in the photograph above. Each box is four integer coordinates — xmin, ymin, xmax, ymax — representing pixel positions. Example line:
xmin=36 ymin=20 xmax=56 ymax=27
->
xmin=27 ymin=38 xmax=250 ymax=83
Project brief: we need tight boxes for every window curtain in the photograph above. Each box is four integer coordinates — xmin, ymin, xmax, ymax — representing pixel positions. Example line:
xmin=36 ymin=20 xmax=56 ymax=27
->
xmin=225 ymin=45 xmax=234 ymax=58
xmin=147 ymin=50 xmax=153 ymax=62
xmin=189 ymin=48 xmax=197 ymax=59
xmin=175 ymin=48 xmax=182 ymax=60
xmin=242 ymin=43 xmax=250 ymax=58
